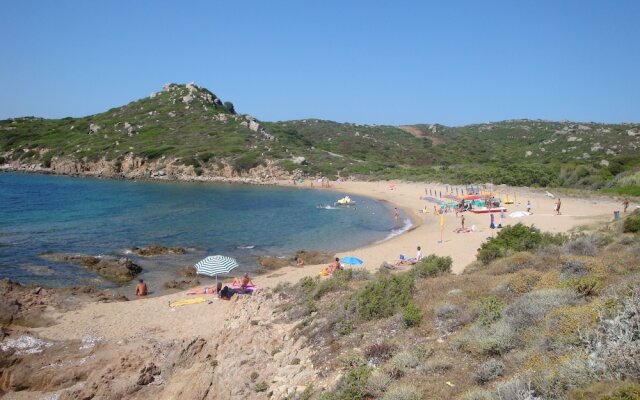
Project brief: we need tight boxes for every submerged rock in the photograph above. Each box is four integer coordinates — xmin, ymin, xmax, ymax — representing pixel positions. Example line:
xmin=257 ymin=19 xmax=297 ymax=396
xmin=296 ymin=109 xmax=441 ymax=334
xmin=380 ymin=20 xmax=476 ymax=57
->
xmin=131 ymin=245 xmax=186 ymax=256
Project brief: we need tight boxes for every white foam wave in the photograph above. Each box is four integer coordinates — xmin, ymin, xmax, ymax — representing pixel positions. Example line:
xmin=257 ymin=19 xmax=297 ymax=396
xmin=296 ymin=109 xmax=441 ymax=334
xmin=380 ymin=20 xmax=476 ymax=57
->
xmin=377 ymin=218 xmax=413 ymax=243
xmin=316 ymin=205 xmax=341 ymax=210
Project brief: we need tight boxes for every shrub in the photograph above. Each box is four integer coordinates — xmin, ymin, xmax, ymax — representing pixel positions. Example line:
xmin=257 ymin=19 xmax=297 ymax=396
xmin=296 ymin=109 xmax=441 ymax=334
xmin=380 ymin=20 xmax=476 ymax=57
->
xmin=254 ymin=381 xmax=268 ymax=392
xmin=493 ymin=372 xmax=542 ymax=400
xmin=586 ymin=287 xmax=640 ymax=381
xmin=351 ymin=274 xmax=414 ymax=321
xmin=434 ymin=303 xmax=465 ymax=332
xmin=544 ymin=304 xmax=598 ymax=351
xmin=364 ymin=343 xmax=395 ymax=366
xmin=332 ymin=364 xmax=372 ymax=400
xmin=460 ymin=389 xmax=493 ymax=400
xmin=600 ymin=383 xmax=640 ymax=400
xmin=365 ymin=370 xmax=392 ymax=397
xmin=385 ymin=351 xmax=420 ymax=378
xmin=479 ymin=224 xmax=564 ymax=264
xmin=339 ymin=353 xmax=367 ymax=370
xmin=508 ymin=270 xmax=542 ymax=294
xmin=474 ymin=296 xmax=505 ymax=326
xmin=562 ymin=237 xmax=598 ymax=256
xmin=412 ymin=254 xmax=452 ymax=278
xmin=623 ymin=210 xmax=640 ymax=233
xmin=559 ymin=260 xmax=588 ymax=279
xmin=503 ymin=289 xmax=579 ymax=333
xmin=473 ymin=358 xmax=505 ymax=384
xmin=489 ymin=251 xmax=535 ymax=274
xmin=417 ymin=359 xmax=452 ymax=374
xmin=402 ymin=303 xmax=422 ymax=327
xmin=381 ymin=384 xmax=422 ymax=400
xmin=559 ymin=275 xmax=602 ymax=297
xmin=223 ymin=101 xmax=235 ymax=114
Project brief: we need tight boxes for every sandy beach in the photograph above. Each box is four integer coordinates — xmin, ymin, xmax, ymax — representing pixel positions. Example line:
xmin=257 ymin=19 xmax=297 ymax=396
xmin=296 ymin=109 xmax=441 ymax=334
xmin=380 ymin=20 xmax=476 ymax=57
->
xmin=30 ymin=180 xmax=623 ymax=344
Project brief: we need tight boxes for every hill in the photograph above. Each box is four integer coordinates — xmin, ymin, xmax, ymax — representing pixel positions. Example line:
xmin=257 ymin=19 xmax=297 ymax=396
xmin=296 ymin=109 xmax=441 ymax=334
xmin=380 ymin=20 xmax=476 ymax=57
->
xmin=1 ymin=83 xmax=639 ymax=193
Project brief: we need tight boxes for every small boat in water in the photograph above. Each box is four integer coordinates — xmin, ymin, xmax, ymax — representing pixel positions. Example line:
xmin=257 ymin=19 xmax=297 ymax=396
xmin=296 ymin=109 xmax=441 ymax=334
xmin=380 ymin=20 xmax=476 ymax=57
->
xmin=334 ymin=195 xmax=356 ymax=206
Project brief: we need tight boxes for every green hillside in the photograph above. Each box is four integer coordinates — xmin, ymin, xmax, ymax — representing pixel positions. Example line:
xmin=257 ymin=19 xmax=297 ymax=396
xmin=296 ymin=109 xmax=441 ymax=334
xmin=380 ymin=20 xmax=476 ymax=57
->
xmin=1 ymin=83 xmax=639 ymax=192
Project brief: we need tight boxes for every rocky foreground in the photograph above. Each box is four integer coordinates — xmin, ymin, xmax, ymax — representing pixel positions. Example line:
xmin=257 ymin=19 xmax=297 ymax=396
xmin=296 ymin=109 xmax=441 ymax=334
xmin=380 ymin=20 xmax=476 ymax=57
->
xmin=0 ymin=278 xmax=326 ymax=399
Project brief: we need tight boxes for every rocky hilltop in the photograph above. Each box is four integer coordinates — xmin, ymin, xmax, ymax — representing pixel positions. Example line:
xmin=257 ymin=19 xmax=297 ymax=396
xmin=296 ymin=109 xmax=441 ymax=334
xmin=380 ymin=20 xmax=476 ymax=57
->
xmin=2 ymin=83 xmax=639 ymax=191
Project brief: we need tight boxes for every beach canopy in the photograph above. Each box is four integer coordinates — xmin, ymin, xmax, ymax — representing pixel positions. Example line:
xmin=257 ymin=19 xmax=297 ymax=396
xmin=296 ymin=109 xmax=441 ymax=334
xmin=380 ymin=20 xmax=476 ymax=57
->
xmin=194 ymin=255 xmax=239 ymax=283
xmin=340 ymin=256 xmax=364 ymax=266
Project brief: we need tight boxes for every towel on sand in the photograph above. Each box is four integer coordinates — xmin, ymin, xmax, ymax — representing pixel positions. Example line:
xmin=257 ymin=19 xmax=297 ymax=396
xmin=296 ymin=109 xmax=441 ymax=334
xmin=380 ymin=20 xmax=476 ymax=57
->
xmin=229 ymin=283 xmax=261 ymax=292
xmin=169 ymin=296 xmax=206 ymax=308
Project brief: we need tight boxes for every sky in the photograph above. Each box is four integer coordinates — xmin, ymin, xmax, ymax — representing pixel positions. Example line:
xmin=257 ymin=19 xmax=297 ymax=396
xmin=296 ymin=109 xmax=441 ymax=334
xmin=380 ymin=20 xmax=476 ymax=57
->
xmin=1 ymin=0 xmax=639 ymax=126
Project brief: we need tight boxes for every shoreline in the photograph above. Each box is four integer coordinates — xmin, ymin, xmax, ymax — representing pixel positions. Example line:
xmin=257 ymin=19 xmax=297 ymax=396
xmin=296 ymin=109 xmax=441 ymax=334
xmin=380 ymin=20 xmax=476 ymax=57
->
xmin=3 ymin=178 xmax=625 ymax=352
xmin=2 ymin=170 xmax=627 ymax=294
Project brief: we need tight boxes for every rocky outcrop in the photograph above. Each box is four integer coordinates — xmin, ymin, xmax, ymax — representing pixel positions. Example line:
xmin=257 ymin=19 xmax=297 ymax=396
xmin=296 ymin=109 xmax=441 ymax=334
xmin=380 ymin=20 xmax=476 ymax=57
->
xmin=131 ymin=245 xmax=186 ymax=257
xmin=41 ymin=254 xmax=142 ymax=283
xmin=1 ymin=153 xmax=292 ymax=184
xmin=0 ymin=290 xmax=326 ymax=399
xmin=0 ymin=278 xmax=126 ymax=329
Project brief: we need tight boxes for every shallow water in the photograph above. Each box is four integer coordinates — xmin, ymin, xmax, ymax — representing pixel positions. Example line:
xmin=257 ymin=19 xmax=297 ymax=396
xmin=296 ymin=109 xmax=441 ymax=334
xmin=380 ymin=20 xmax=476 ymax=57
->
xmin=0 ymin=173 xmax=407 ymax=293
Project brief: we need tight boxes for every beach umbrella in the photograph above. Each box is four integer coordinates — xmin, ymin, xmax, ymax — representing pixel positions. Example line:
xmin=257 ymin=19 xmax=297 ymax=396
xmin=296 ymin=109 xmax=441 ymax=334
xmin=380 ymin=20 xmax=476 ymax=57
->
xmin=340 ymin=256 xmax=364 ymax=266
xmin=194 ymin=255 xmax=239 ymax=285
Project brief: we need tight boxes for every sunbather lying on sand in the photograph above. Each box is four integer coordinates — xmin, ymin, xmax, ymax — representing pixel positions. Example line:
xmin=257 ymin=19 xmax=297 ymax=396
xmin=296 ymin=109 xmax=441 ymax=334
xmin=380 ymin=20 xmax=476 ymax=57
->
xmin=320 ymin=257 xmax=341 ymax=276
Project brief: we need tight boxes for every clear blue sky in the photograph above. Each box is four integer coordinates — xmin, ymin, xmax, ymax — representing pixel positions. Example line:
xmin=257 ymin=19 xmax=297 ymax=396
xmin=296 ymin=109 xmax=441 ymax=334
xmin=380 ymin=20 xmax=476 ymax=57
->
xmin=1 ymin=0 xmax=638 ymax=126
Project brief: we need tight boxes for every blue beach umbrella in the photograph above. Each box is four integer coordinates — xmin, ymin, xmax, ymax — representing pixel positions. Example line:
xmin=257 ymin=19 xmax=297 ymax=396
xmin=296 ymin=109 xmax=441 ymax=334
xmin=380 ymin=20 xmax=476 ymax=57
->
xmin=195 ymin=255 xmax=239 ymax=285
xmin=340 ymin=256 xmax=364 ymax=266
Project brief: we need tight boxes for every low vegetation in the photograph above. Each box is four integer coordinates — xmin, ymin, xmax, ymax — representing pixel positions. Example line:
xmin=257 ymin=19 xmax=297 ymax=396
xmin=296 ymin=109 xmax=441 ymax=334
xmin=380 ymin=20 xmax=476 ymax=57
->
xmin=275 ymin=212 xmax=640 ymax=399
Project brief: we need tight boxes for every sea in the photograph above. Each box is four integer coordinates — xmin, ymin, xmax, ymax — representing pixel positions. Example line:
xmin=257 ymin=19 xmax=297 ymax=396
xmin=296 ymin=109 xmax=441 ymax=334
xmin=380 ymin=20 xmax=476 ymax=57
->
xmin=0 ymin=173 xmax=410 ymax=295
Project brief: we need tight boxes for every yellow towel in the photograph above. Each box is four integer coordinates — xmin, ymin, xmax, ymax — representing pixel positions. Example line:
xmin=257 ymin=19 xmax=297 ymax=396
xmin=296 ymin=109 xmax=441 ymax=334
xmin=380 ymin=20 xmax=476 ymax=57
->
xmin=169 ymin=296 xmax=206 ymax=308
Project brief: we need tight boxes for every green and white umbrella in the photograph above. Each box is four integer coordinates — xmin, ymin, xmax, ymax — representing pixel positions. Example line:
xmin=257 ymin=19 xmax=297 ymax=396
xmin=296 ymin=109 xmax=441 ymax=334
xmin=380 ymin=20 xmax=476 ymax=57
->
xmin=194 ymin=255 xmax=239 ymax=285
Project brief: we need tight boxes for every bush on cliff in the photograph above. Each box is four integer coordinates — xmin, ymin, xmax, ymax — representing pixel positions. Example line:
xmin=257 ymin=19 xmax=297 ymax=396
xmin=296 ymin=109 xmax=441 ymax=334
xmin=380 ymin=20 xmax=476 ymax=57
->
xmin=623 ymin=209 xmax=640 ymax=233
xmin=479 ymin=223 xmax=564 ymax=264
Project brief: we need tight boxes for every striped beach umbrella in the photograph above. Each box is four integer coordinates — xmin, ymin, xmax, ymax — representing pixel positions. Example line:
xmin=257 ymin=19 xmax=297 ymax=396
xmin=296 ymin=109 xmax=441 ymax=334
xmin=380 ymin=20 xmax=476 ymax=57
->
xmin=194 ymin=255 xmax=239 ymax=284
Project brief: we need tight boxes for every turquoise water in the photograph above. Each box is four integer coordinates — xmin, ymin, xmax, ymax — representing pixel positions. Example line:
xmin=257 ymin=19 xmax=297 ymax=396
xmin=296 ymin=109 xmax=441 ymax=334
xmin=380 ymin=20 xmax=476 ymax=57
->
xmin=0 ymin=173 xmax=407 ymax=290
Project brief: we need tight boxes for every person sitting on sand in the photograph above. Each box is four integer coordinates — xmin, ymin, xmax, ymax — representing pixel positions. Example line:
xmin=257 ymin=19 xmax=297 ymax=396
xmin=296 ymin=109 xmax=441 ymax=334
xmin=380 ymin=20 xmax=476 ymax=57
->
xmin=232 ymin=273 xmax=255 ymax=289
xmin=396 ymin=247 xmax=421 ymax=266
xmin=295 ymin=256 xmax=305 ymax=267
xmin=135 ymin=279 xmax=148 ymax=296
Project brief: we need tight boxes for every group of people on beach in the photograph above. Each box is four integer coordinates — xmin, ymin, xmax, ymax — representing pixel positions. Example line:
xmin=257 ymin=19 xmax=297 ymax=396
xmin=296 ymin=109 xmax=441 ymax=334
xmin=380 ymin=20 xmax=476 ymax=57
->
xmin=136 ymin=272 xmax=257 ymax=300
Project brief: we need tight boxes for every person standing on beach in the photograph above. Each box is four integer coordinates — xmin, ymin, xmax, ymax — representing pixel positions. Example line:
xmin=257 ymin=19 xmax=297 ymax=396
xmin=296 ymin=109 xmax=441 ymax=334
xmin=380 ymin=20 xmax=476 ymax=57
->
xmin=623 ymin=197 xmax=630 ymax=213
xmin=555 ymin=198 xmax=562 ymax=215
xmin=526 ymin=200 xmax=532 ymax=214
xmin=461 ymin=215 xmax=465 ymax=230
xmin=135 ymin=279 xmax=148 ymax=296
xmin=394 ymin=207 xmax=399 ymax=224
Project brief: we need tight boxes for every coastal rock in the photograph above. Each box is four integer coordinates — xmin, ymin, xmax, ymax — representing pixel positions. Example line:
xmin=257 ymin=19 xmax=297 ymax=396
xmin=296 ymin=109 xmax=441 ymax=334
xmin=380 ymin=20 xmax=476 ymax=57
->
xmin=131 ymin=245 xmax=186 ymax=257
xmin=178 ymin=265 xmax=197 ymax=277
xmin=163 ymin=279 xmax=200 ymax=290
xmin=0 ymin=278 xmax=126 ymax=329
xmin=41 ymin=254 xmax=142 ymax=283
